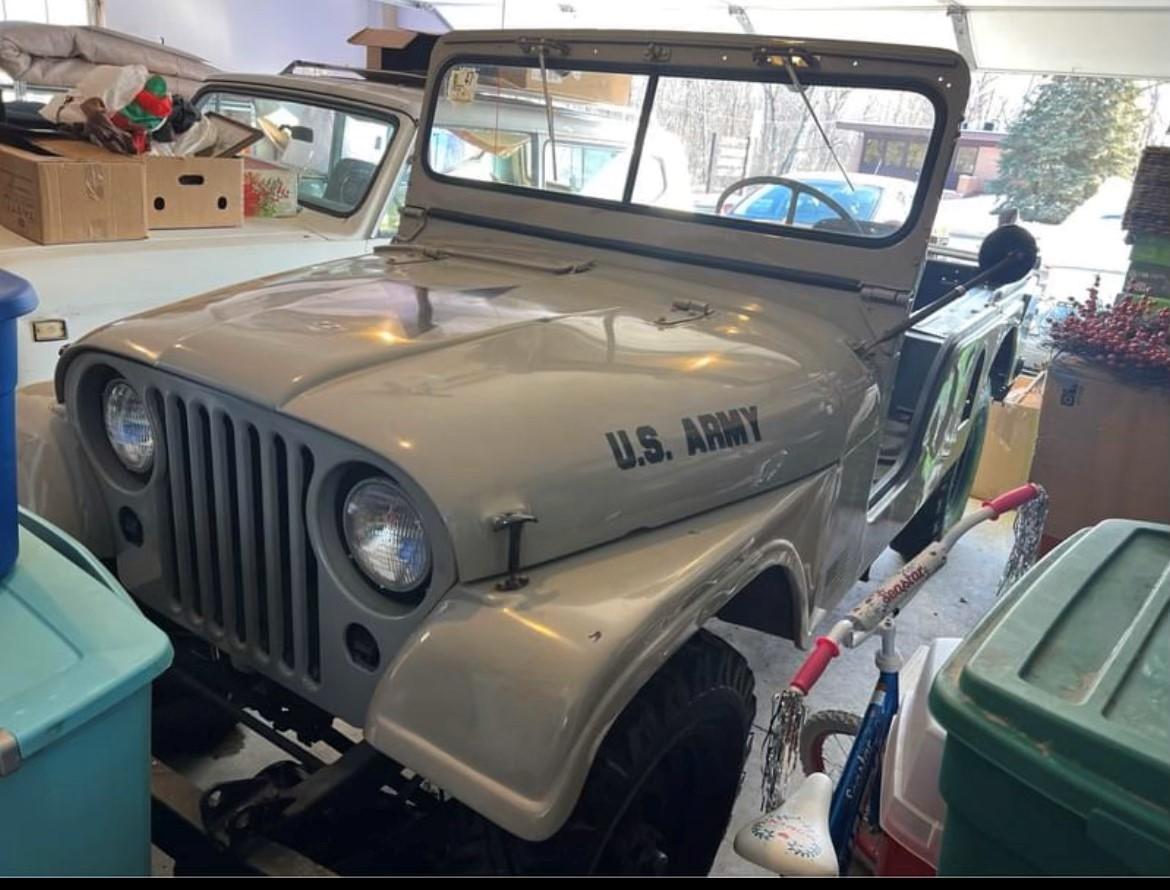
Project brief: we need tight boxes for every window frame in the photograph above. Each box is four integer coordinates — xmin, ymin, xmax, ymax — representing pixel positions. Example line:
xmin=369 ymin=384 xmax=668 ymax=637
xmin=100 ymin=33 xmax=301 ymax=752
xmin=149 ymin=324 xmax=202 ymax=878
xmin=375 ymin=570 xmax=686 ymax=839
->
xmin=422 ymin=55 xmax=949 ymax=251
xmin=192 ymin=84 xmax=403 ymax=220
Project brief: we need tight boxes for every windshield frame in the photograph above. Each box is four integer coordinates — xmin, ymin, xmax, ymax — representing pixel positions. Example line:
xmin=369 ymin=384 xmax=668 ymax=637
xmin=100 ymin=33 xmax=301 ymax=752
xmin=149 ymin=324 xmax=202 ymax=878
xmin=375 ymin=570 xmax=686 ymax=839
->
xmin=421 ymin=55 xmax=947 ymax=250
xmin=192 ymin=83 xmax=405 ymax=220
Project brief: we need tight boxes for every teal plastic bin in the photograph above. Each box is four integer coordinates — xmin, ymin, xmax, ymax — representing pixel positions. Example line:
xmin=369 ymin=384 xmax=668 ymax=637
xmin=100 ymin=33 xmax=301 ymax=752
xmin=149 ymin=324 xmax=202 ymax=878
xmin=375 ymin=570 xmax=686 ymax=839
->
xmin=0 ymin=509 xmax=172 ymax=876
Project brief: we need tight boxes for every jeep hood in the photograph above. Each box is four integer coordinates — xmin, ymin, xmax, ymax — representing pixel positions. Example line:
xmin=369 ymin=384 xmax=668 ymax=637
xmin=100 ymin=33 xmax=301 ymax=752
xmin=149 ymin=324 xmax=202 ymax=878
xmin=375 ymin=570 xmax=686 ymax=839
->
xmin=67 ymin=251 xmax=877 ymax=581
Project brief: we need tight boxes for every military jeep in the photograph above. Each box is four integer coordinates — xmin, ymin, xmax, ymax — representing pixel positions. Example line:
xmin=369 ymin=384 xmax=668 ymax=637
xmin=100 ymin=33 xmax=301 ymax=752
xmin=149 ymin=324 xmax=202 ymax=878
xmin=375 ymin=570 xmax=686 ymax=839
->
xmin=17 ymin=29 xmax=1035 ymax=875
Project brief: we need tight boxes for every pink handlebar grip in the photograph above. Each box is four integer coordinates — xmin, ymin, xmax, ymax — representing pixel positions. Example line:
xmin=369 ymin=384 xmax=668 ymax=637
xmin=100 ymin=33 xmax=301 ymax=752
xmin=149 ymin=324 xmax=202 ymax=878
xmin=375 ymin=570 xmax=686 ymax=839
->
xmin=983 ymin=483 xmax=1041 ymax=518
xmin=790 ymin=636 xmax=841 ymax=694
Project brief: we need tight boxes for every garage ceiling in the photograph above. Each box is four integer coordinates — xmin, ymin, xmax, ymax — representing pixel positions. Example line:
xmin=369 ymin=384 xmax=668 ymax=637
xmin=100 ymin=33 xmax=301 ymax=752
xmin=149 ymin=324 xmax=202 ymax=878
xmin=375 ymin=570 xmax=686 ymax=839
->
xmin=400 ymin=1 xmax=1170 ymax=79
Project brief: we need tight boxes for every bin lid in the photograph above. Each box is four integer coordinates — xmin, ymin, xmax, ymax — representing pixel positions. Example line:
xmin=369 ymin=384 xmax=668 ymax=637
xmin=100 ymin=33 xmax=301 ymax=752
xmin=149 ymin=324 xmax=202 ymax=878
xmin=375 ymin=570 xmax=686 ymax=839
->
xmin=931 ymin=519 xmax=1170 ymax=874
xmin=0 ymin=270 xmax=38 ymax=321
xmin=0 ymin=510 xmax=171 ymax=775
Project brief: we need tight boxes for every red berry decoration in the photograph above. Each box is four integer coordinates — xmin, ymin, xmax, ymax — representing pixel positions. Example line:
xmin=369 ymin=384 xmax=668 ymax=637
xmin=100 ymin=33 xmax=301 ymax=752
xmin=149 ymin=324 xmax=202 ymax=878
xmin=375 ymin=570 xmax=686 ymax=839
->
xmin=1048 ymin=280 xmax=1170 ymax=385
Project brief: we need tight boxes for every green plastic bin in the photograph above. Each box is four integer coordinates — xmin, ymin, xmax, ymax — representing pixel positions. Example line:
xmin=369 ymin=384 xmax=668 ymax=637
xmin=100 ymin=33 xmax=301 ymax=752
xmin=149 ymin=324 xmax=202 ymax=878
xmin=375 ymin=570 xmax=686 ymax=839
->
xmin=931 ymin=519 xmax=1170 ymax=876
xmin=0 ymin=509 xmax=172 ymax=876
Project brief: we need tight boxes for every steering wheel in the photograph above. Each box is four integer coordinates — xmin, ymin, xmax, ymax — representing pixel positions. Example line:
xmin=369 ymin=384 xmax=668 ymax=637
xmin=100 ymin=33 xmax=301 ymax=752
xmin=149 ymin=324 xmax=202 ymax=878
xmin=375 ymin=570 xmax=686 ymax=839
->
xmin=716 ymin=176 xmax=863 ymax=235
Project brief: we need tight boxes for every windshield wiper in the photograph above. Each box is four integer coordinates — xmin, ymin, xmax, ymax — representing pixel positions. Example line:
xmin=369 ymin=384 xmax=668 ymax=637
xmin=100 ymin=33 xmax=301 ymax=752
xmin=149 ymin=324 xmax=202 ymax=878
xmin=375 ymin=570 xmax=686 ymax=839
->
xmin=781 ymin=55 xmax=854 ymax=192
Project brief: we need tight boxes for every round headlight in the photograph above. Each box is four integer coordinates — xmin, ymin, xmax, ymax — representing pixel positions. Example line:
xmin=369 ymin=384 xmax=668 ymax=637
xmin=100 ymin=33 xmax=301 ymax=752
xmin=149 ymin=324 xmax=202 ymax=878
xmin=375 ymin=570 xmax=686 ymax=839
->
xmin=342 ymin=478 xmax=431 ymax=593
xmin=103 ymin=380 xmax=155 ymax=474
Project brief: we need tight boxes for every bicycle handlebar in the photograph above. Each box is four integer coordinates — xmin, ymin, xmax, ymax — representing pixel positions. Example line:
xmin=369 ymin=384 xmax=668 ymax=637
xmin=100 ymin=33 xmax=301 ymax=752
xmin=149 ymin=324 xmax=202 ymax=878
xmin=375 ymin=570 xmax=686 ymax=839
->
xmin=785 ymin=483 xmax=1044 ymax=694
xmin=983 ymin=483 xmax=1041 ymax=518
xmin=790 ymin=636 xmax=841 ymax=694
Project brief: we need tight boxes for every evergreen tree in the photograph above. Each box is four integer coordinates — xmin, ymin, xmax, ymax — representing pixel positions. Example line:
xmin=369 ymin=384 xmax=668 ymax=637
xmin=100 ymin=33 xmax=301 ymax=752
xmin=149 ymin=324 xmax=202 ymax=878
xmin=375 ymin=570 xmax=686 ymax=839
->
xmin=992 ymin=76 xmax=1144 ymax=224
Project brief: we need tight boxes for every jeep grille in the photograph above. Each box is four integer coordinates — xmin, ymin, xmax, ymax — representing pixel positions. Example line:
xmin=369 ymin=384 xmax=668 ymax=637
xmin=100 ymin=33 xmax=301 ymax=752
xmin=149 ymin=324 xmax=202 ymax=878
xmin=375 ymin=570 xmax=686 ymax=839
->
xmin=156 ymin=391 xmax=321 ymax=684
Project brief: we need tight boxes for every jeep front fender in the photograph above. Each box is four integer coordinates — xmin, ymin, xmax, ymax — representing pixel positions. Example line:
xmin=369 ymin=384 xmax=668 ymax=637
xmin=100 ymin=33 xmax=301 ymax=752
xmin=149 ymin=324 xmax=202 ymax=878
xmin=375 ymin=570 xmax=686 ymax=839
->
xmin=363 ymin=468 xmax=836 ymax=841
xmin=15 ymin=382 xmax=114 ymax=558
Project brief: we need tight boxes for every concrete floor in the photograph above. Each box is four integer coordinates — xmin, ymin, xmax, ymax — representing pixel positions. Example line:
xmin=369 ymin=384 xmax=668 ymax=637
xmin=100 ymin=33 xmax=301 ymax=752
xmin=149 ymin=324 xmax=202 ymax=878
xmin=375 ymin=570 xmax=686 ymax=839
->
xmin=154 ymin=499 xmax=1016 ymax=876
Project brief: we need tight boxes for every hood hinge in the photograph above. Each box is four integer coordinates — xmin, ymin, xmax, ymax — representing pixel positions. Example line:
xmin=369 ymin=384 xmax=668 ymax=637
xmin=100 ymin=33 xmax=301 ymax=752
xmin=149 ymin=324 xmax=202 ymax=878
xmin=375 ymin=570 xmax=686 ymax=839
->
xmin=860 ymin=285 xmax=910 ymax=307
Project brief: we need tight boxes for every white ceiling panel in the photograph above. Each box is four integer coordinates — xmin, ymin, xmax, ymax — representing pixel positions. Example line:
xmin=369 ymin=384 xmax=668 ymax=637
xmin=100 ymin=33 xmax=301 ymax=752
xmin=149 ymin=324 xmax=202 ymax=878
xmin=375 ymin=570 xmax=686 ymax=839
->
xmin=416 ymin=1 xmax=1170 ymax=78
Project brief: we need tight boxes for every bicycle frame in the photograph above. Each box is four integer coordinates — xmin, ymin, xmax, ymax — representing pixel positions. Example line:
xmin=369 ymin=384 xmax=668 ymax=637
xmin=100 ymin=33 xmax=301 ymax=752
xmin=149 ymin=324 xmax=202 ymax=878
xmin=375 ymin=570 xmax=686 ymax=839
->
xmin=828 ymin=667 xmax=899 ymax=870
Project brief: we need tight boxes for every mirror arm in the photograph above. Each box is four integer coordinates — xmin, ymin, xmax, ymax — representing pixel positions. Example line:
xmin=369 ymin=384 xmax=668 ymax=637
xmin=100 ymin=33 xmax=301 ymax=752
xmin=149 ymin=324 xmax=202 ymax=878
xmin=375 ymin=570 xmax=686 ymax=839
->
xmin=860 ymin=251 xmax=1024 ymax=353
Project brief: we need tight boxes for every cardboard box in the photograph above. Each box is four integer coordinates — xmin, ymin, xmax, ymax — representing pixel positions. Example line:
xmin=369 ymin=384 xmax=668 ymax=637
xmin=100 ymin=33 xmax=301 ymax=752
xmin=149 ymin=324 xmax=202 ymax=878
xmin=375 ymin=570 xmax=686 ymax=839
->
xmin=971 ymin=374 xmax=1044 ymax=501
xmin=489 ymin=66 xmax=634 ymax=107
xmin=1030 ymin=356 xmax=1170 ymax=544
xmin=348 ymin=27 xmax=440 ymax=73
xmin=0 ymin=139 xmax=146 ymax=244
xmin=523 ymin=68 xmax=633 ymax=107
xmin=145 ymin=156 xmax=243 ymax=229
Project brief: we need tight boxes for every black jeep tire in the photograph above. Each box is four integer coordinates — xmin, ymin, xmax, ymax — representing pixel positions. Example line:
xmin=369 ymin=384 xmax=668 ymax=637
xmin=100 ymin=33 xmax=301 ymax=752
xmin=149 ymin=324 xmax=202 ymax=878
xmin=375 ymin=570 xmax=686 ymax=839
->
xmin=890 ymin=379 xmax=990 ymax=561
xmin=434 ymin=629 xmax=756 ymax=876
xmin=152 ymin=672 xmax=239 ymax=758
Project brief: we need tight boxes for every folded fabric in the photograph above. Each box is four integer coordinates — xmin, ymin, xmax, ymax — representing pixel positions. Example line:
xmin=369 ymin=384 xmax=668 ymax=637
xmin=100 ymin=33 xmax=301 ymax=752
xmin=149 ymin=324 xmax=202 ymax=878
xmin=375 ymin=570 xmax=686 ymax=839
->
xmin=0 ymin=22 xmax=217 ymax=97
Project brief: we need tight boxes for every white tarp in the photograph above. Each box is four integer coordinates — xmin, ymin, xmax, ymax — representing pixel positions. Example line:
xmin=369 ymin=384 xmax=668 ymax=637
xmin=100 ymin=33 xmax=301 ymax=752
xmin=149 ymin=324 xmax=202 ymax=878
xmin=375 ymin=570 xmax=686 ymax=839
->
xmin=415 ymin=1 xmax=1170 ymax=79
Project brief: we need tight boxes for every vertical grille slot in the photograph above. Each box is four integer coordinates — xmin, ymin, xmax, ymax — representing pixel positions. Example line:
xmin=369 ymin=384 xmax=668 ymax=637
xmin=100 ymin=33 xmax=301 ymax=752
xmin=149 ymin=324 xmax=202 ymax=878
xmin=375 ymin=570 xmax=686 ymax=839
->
xmin=259 ymin=431 xmax=283 ymax=659
xmin=301 ymin=447 xmax=321 ymax=683
xmin=211 ymin=410 xmax=241 ymax=645
xmin=154 ymin=383 xmax=319 ymax=684
xmin=186 ymin=403 xmax=222 ymax=632
xmin=164 ymin=394 xmax=199 ymax=618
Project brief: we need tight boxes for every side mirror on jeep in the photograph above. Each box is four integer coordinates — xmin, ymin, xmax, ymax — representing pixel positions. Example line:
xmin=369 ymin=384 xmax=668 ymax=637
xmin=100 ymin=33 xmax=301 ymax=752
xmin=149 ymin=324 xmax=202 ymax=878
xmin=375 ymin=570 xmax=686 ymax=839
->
xmin=978 ymin=223 xmax=1039 ymax=288
xmin=866 ymin=223 xmax=1040 ymax=352
xmin=283 ymin=124 xmax=315 ymax=143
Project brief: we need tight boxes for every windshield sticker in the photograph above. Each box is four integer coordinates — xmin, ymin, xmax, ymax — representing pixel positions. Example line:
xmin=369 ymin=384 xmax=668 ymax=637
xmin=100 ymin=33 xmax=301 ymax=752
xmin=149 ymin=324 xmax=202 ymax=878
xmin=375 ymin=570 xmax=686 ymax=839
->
xmin=605 ymin=406 xmax=761 ymax=470
xmin=447 ymin=67 xmax=479 ymax=103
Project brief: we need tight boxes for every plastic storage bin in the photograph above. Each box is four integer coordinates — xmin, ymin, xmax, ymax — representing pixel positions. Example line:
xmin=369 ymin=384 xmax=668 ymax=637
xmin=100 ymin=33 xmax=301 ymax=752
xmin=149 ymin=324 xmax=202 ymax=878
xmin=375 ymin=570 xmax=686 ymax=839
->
xmin=0 ymin=271 xmax=38 ymax=577
xmin=931 ymin=519 xmax=1170 ymax=876
xmin=0 ymin=509 xmax=172 ymax=876
xmin=878 ymin=637 xmax=961 ymax=872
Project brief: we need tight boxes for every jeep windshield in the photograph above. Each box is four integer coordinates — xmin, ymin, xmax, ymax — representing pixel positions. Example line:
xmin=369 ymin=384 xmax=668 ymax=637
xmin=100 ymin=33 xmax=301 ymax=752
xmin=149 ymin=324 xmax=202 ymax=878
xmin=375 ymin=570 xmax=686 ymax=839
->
xmin=426 ymin=59 xmax=938 ymax=242
xmin=197 ymin=90 xmax=398 ymax=216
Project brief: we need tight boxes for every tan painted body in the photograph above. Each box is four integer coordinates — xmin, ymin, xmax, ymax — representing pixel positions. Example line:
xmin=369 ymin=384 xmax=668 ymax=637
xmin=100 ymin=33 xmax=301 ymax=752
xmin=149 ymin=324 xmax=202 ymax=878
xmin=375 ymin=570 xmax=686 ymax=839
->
xmin=17 ymin=31 xmax=1031 ymax=841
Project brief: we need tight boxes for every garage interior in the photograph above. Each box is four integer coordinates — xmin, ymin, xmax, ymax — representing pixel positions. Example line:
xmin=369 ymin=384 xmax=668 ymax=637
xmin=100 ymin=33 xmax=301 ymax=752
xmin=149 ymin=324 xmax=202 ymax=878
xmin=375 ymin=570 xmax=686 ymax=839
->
xmin=1 ymin=0 xmax=1168 ymax=879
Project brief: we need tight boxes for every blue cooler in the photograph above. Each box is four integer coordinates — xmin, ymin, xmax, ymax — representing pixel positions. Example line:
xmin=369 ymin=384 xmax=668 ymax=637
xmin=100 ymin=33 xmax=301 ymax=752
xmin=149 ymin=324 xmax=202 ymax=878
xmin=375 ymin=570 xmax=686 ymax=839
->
xmin=0 ymin=510 xmax=173 ymax=875
xmin=1 ymin=271 xmax=38 ymax=578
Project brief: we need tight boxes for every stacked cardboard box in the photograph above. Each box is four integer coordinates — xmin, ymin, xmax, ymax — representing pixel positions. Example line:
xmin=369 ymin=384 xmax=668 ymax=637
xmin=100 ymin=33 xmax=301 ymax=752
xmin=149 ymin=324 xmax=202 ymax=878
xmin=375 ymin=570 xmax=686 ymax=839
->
xmin=0 ymin=137 xmax=243 ymax=245
xmin=971 ymin=374 xmax=1044 ymax=502
xmin=1030 ymin=356 xmax=1170 ymax=553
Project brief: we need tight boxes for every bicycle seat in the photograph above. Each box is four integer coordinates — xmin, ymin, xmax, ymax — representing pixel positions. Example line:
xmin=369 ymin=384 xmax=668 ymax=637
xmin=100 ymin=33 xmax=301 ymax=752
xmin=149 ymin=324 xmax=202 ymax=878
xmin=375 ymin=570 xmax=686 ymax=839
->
xmin=733 ymin=772 xmax=839 ymax=876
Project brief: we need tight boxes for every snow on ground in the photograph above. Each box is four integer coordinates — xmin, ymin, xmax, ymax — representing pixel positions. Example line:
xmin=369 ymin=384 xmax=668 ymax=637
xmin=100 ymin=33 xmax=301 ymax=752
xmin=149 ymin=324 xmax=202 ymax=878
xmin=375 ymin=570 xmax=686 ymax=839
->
xmin=934 ymin=177 xmax=1132 ymax=303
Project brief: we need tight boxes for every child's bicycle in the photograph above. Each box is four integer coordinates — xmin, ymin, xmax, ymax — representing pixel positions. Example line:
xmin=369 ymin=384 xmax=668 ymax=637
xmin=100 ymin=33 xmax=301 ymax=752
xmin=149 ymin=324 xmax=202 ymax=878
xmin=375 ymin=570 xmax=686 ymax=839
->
xmin=734 ymin=484 xmax=1047 ymax=877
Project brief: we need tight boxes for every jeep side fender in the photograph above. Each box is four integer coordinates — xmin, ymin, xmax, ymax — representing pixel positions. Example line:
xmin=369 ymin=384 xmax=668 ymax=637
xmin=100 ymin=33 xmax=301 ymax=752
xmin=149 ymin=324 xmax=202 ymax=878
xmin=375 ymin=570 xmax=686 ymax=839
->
xmin=15 ymin=382 xmax=114 ymax=558
xmin=363 ymin=468 xmax=837 ymax=842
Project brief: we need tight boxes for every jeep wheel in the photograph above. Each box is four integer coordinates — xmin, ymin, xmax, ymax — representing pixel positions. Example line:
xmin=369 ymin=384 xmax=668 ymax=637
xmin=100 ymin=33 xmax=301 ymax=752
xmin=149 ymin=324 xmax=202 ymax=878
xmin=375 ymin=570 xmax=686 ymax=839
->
xmin=437 ymin=629 xmax=755 ymax=876
xmin=891 ymin=379 xmax=990 ymax=561
xmin=152 ymin=671 xmax=239 ymax=758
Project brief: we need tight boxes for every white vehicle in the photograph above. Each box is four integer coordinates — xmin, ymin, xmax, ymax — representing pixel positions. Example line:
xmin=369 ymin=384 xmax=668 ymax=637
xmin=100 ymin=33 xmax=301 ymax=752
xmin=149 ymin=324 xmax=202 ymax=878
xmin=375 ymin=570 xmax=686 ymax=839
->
xmin=1 ymin=66 xmax=422 ymax=386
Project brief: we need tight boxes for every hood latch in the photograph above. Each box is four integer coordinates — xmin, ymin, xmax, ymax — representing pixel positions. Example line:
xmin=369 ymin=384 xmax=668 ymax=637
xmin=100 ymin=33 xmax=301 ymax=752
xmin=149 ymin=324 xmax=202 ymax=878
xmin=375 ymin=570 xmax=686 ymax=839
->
xmin=491 ymin=511 xmax=539 ymax=591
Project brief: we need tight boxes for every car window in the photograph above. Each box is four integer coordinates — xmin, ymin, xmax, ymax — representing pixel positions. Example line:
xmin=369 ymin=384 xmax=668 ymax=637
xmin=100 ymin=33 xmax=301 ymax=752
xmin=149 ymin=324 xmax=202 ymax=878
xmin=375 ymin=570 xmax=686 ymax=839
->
xmin=428 ymin=62 xmax=937 ymax=242
xmin=795 ymin=182 xmax=884 ymax=224
xmin=736 ymin=185 xmax=794 ymax=221
xmin=543 ymin=140 xmax=624 ymax=191
xmin=197 ymin=91 xmax=397 ymax=216
xmin=376 ymin=155 xmax=412 ymax=239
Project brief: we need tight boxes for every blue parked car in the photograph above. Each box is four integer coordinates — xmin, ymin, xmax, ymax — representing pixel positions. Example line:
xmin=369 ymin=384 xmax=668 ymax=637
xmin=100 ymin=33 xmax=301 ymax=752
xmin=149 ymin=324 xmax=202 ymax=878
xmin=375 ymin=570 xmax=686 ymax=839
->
xmin=724 ymin=172 xmax=915 ymax=237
